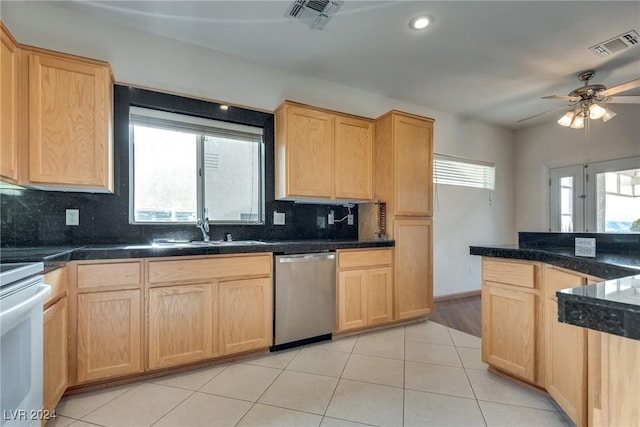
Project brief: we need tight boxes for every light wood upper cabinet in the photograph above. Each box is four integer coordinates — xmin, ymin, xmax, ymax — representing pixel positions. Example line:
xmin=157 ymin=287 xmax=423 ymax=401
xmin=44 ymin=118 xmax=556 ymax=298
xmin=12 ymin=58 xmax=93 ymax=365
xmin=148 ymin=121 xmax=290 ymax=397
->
xmin=394 ymin=218 xmax=432 ymax=320
xmin=148 ymin=283 xmax=216 ymax=370
xmin=275 ymin=101 xmax=373 ymax=201
xmin=219 ymin=277 xmax=272 ymax=355
xmin=368 ymin=111 xmax=434 ymax=219
xmin=334 ymin=115 xmax=373 ymax=200
xmin=22 ymin=47 xmax=113 ymax=192
xmin=76 ymin=289 xmax=142 ymax=383
xmin=1 ymin=23 xmax=19 ymax=183
xmin=336 ymin=248 xmax=393 ymax=333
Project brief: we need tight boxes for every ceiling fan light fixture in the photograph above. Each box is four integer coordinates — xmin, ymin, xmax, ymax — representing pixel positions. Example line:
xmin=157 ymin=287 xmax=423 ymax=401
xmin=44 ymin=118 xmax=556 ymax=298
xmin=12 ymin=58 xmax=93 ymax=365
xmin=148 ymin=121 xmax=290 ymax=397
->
xmin=570 ymin=114 xmax=585 ymax=129
xmin=588 ymin=103 xmax=607 ymax=120
xmin=409 ymin=15 xmax=434 ymax=31
xmin=557 ymin=110 xmax=575 ymax=126
xmin=602 ymin=108 xmax=617 ymax=122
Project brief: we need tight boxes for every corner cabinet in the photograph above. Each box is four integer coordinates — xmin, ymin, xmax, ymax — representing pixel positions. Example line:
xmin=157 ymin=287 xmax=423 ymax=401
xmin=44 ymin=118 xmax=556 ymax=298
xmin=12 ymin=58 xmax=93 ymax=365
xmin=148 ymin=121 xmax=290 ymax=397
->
xmin=336 ymin=248 xmax=394 ymax=332
xmin=22 ymin=47 xmax=114 ymax=192
xmin=275 ymin=101 xmax=373 ymax=202
xmin=1 ymin=23 xmax=19 ymax=183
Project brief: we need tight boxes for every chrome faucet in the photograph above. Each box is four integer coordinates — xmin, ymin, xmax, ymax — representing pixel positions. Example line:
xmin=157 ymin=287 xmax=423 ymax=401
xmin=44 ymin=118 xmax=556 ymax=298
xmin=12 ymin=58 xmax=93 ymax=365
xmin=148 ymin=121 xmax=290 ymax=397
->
xmin=196 ymin=217 xmax=210 ymax=242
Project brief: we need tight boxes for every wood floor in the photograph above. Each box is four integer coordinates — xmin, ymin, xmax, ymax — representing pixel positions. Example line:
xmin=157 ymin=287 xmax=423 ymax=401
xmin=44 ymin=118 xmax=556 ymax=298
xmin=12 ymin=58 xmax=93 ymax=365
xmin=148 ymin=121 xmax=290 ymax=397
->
xmin=429 ymin=295 xmax=481 ymax=337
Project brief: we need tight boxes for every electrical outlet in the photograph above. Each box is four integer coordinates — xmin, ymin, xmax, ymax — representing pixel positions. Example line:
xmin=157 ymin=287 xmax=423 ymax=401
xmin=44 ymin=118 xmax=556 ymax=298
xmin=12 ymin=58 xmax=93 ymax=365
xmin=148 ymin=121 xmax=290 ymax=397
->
xmin=575 ymin=237 xmax=596 ymax=257
xmin=66 ymin=209 xmax=79 ymax=226
xmin=328 ymin=210 xmax=335 ymax=225
xmin=273 ymin=211 xmax=285 ymax=226
xmin=347 ymin=214 xmax=354 ymax=225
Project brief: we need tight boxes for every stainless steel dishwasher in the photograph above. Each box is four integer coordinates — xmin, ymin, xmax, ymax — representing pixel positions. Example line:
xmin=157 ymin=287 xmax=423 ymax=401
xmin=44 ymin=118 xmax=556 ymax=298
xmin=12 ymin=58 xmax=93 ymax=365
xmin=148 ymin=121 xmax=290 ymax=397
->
xmin=273 ymin=252 xmax=336 ymax=350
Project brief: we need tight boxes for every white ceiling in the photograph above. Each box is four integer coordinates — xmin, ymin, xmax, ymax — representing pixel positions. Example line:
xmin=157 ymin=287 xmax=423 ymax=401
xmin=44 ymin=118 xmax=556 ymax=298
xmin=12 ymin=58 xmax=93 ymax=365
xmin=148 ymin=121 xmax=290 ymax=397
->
xmin=54 ymin=1 xmax=640 ymax=129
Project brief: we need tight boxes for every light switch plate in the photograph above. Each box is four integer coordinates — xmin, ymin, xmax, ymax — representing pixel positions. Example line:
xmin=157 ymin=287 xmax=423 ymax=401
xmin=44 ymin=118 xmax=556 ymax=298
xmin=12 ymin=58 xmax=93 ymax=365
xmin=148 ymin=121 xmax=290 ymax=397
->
xmin=273 ymin=211 xmax=285 ymax=226
xmin=347 ymin=214 xmax=354 ymax=225
xmin=575 ymin=237 xmax=596 ymax=257
xmin=66 ymin=209 xmax=79 ymax=226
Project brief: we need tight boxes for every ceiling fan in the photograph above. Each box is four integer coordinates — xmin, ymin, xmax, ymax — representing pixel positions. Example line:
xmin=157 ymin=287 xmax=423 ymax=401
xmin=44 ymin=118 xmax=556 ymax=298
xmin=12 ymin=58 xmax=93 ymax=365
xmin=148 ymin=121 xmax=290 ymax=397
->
xmin=519 ymin=71 xmax=640 ymax=128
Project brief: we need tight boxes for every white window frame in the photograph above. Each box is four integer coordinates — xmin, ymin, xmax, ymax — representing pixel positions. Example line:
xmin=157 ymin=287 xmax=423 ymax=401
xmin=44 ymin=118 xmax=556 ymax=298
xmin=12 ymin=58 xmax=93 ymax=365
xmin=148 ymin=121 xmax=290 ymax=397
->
xmin=129 ymin=107 xmax=265 ymax=225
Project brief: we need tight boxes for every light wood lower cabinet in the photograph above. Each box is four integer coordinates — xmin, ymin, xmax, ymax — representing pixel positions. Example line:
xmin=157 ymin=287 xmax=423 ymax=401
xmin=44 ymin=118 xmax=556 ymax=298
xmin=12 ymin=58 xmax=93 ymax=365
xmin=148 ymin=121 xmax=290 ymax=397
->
xmin=43 ymin=296 xmax=67 ymax=415
xmin=76 ymin=289 xmax=142 ymax=383
xmin=482 ymin=283 xmax=537 ymax=382
xmin=219 ymin=277 xmax=272 ymax=354
xmin=336 ymin=249 xmax=393 ymax=332
xmin=148 ymin=284 xmax=215 ymax=370
xmin=543 ymin=266 xmax=588 ymax=427
xmin=394 ymin=219 xmax=432 ymax=320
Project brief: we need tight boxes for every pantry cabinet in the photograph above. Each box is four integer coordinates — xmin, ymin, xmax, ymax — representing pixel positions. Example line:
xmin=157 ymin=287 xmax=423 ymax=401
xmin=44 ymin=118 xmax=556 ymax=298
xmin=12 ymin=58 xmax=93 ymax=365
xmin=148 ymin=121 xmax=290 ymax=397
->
xmin=22 ymin=47 xmax=113 ymax=192
xmin=0 ymin=23 xmax=19 ymax=183
xmin=336 ymin=248 xmax=393 ymax=332
xmin=275 ymin=101 xmax=373 ymax=201
xmin=481 ymin=258 xmax=540 ymax=384
xmin=394 ymin=218 xmax=432 ymax=320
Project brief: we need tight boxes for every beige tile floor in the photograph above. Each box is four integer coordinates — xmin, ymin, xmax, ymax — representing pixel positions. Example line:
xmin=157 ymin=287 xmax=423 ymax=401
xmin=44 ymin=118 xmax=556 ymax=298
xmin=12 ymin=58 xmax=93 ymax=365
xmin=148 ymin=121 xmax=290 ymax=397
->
xmin=50 ymin=321 xmax=573 ymax=427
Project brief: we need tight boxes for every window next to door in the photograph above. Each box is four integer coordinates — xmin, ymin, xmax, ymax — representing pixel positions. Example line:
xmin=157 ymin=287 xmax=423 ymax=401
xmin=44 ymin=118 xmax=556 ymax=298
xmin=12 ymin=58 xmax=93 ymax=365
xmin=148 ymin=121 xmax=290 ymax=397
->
xmin=550 ymin=157 xmax=640 ymax=233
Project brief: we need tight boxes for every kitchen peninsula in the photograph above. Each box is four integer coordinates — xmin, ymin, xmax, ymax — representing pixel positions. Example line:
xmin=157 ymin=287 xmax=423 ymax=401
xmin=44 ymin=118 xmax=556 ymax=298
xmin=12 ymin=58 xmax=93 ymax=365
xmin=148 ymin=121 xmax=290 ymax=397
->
xmin=471 ymin=232 xmax=640 ymax=427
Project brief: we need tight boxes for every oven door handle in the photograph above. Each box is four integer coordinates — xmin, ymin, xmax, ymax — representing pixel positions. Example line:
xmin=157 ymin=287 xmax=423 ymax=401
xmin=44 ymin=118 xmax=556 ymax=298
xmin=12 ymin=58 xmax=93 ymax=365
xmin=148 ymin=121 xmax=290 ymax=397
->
xmin=0 ymin=284 xmax=51 ymax=326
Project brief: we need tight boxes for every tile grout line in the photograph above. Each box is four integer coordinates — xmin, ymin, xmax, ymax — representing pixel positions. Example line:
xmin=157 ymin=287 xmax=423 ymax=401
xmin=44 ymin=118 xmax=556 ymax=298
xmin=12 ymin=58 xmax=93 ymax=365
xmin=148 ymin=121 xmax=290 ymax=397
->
xmin=69 ymin=382 xmax=141 ymax=423
xmin=147 ymin=383 xmax=197 ymax=427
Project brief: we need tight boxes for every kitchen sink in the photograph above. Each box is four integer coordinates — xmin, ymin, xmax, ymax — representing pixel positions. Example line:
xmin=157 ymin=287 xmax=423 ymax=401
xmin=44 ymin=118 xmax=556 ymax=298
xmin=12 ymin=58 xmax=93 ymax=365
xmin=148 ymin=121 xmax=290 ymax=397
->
xmin=152 ymin=240 xmax=268 ymax=247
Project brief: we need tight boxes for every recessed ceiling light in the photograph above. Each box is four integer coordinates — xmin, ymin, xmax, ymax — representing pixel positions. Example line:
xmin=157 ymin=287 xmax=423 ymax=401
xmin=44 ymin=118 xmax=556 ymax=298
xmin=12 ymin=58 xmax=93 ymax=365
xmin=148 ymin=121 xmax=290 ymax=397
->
xmin=409 ymin=15 xmax=434 ymax=31
xmin=220 ymin=105 xmax=229 ymax=111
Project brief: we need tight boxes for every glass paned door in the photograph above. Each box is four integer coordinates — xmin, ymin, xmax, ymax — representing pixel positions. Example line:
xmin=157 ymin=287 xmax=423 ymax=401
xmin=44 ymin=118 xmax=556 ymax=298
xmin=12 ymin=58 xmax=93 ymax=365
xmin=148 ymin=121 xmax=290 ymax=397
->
xmin=550 ymin=165 xmax=585 ymax=232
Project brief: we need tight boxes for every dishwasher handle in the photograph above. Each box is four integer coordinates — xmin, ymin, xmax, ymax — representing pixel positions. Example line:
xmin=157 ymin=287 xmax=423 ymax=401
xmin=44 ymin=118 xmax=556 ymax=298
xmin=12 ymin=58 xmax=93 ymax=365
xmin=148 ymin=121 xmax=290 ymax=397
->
xmin=278 ymin=253 xmax=335 ymax=263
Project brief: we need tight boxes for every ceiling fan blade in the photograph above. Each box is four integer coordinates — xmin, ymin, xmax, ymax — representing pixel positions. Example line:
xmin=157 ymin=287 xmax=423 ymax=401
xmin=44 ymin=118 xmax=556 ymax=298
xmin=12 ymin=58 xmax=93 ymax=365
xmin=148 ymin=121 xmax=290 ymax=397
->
xmin=601 ymin=78 xmax=640 ymax=97
xmin=542 ymin=95 xmax=579 ymax=101
xmin=518 ymin=105 xmax=569 ymax=123
xmin=605 ymin=95 xmax=640 ymax=104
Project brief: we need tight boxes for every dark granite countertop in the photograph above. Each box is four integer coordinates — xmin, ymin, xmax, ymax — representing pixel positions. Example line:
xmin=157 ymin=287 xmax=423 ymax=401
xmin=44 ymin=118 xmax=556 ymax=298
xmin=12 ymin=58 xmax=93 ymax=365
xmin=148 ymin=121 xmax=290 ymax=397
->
xmin=557 ymin=275 xmax=640 ymax=340
xmin=470 ymin=233 xmax=640 ymax=341
xmin=0 ymin=239 xmax=394 ymax=269
xmin=469 ymin=244 xmax=639 ymax=280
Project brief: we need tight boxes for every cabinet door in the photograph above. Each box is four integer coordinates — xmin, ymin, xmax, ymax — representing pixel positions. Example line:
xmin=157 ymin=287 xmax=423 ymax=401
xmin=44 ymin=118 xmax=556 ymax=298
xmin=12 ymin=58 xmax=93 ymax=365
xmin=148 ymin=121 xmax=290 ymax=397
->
xmin=27 ymin=50 xmax=113 ymax=191
xmin=337 ymin=270 xmax=368 ymax=332
xmin=0 ymin=24 xmax=19 ymax=183
xmin=393 ymin=114 xmax=433 ymax=216
xmin=219 ymin=278 xmax=272 ymax=355
xmin=394 ymin=218 xmax=432 ymax=319
xmin=482 ymin=284 xmax=536 ymax=382
xmin=283 ymin=105 xmax=333 ymax=198
xmin=77 ymin=290 xmax=142 ymax=382
xmin=545 ymin=299 xmax=586 ymax=426
xmin=367 ymin=267 xmax=393 ymax=325
xmin=334 ymin=115 xmax=373 ymax=200
xmin=43 ymin=296 xmax=67 ymax=414
xmin=148 ymin=284 xmax=214 ymax=370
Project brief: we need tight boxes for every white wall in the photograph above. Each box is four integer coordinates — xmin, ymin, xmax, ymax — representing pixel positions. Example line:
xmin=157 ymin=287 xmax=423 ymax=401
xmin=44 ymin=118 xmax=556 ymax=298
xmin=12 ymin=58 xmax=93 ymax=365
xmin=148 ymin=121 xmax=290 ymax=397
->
xmin=3 ymin=1 xmax=516 ymax=296
xmin=514 ymin=104 xmax=640 ymax=232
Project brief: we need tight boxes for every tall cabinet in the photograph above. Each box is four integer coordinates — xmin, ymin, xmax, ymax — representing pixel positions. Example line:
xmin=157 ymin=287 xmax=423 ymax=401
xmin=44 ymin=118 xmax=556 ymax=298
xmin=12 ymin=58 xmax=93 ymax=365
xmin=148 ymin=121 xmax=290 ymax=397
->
xmin=360 ymin=111 xmax=434 ymax=320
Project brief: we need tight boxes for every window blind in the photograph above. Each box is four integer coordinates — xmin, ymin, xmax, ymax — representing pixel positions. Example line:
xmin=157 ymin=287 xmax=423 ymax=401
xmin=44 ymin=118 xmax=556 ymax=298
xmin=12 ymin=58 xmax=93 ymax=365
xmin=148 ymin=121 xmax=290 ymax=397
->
xmin=434 ymin=154 xmax=495 ymax=190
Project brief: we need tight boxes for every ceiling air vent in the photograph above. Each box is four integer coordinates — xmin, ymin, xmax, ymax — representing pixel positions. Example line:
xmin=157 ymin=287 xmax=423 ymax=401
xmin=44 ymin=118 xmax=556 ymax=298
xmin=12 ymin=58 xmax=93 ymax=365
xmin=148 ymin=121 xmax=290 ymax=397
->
xmin=589 ymin=30 xmax=639 ymax=57
xmin=285 ymin=0 xmax=344 ymax=30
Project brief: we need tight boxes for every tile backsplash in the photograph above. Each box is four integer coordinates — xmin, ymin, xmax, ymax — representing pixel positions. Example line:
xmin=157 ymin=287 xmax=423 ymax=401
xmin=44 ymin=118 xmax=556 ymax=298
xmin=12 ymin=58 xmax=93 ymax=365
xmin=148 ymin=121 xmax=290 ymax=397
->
xmin=0 ymin=85 xmax=358 ymax=247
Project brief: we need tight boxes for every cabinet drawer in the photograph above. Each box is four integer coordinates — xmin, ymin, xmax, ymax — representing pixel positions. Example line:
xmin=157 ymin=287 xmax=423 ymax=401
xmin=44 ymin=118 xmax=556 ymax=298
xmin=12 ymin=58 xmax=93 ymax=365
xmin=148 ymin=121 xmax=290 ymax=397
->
xmin=483 ymin=259 xmax=536 ymax=289
xmin=77 ymin=261 xmax=142 ymax=290
xmin=338 ymin=249 xmax=393 ymax=269
xmin=148 ymin=255 xmax=271 ymax=285
xmin=44 ymin=266 xmax=67 ymax=306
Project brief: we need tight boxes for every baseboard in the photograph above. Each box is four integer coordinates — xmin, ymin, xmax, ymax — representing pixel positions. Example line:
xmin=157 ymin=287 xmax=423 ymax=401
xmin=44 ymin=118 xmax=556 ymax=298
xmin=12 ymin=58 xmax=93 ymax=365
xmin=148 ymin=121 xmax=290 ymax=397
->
xmin=433 ymin=289 xmax=481 ymax=303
